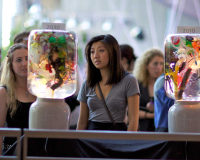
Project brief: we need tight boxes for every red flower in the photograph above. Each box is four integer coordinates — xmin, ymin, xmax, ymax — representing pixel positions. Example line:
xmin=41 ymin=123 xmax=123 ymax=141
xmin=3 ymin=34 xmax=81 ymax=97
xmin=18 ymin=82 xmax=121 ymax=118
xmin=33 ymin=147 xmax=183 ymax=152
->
xmin=45 ymin=64 xmax=52 ymax=73
xmin=171 ymin=36 xmax=180 ymax=45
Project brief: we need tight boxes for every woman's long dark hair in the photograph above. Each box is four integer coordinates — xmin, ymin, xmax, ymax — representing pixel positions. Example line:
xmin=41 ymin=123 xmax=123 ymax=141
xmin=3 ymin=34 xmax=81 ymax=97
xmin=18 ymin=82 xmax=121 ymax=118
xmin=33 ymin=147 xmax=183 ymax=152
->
xmin=85 ymin=34 xmax=125 ymax=88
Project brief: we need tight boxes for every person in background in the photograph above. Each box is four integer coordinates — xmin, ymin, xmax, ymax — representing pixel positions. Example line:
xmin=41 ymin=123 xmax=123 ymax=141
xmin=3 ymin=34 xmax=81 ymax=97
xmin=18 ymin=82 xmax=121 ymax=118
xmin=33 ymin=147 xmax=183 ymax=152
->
xmin=77 ymin=34 xmax=140 ymax=131
xmin=13 ymin=31 xmax=30 ymax=46
xmin=120 ymin=44 xmax=137 ymax=73
xmin=133 ymin=48 xmax=164 ymax=131
xmin=0 ymin=44 xmax=36 ymax=155
xmin=154 ymin=73 xmax=174 ymax=132
xmin=120 ymin=44 xmax=137 ymax=124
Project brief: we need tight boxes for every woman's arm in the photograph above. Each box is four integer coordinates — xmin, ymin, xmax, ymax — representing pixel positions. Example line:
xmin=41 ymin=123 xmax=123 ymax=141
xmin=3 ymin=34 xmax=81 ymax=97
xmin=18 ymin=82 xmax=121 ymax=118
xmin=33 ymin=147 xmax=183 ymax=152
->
xmin=76 ymin=102 xmax=89 ymax=130
xmin=127 ymin=94 xmax=139 ymax=131
xmin=0 ymin=87 xmax=8 ymax=155
xmin=139 ymin=110 xmax=154 ymax=119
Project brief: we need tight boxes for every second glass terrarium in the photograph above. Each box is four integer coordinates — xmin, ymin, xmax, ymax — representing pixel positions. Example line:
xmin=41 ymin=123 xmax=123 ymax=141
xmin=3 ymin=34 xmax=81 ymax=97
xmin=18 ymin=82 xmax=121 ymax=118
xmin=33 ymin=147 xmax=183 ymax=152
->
xmin=165 ymin=34 xmax=200 ymax=133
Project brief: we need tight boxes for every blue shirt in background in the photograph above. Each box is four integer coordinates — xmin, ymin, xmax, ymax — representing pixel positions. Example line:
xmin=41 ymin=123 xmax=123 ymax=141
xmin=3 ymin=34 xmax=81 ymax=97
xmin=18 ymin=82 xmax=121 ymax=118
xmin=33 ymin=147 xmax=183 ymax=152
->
xmin=154 ymin=74 xmax=175 ymax=132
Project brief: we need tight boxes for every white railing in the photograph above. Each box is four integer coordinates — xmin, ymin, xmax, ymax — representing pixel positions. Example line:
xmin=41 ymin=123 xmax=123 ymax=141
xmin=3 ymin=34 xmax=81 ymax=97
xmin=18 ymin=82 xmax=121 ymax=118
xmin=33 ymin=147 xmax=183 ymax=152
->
xmin=0 ymin=128 xmax=21 ymax=160
xmin=23 ymin=129 xmax=200 ymax=160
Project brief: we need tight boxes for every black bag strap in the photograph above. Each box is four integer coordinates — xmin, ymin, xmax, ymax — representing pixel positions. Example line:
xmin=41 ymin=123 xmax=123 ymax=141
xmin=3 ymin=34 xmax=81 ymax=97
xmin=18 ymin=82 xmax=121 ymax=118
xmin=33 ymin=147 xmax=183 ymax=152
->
xmin=97 ymin=82 xmax=116 ymax=127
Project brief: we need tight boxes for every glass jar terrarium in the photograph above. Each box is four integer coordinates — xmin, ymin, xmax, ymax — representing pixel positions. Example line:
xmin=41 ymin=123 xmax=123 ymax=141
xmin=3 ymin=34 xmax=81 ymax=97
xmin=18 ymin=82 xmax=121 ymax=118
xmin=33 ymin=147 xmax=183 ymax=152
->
xmin=28 ymin=30 xmax=77 ymax=98
xmin=28 ymin=30 xmax=78 ymax=129
xmin=165 ymin=34 xmax=200 ymax=133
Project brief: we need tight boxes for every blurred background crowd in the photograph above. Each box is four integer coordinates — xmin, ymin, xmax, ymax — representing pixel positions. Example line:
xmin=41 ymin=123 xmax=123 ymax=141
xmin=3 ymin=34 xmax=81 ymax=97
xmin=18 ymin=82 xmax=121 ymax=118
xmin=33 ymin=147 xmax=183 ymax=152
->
xmin=0 ymin=0 xmax=200 ymax=131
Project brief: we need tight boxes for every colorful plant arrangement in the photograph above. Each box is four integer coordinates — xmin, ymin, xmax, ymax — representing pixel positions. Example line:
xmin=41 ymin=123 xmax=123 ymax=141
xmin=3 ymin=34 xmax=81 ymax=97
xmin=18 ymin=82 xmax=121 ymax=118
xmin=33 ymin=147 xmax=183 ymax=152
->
xmin=28 ymin=30 xmax=77 ymax=97
xmin=165 ymin=34 xmax=200 ymax=100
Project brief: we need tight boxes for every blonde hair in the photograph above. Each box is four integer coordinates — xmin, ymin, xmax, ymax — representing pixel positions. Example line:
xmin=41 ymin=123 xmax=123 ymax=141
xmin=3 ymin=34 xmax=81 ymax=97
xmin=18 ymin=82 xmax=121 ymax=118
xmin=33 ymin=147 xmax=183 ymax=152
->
xmin=0 ymin=43 xmax=27 ymax=117
xmin=133 ymin=48 xmax=164 ymax=87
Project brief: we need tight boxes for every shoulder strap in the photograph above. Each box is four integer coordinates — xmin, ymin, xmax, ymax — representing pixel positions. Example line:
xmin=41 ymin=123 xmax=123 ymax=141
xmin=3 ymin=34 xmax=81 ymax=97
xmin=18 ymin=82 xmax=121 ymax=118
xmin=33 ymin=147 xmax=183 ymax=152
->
xmin=97 ymin=82 xmax=116 ymax=127
xmin=1 ymin=85 xmax=7 ymax=91
xmin=1 ymin=85 xmax=8 ymax=94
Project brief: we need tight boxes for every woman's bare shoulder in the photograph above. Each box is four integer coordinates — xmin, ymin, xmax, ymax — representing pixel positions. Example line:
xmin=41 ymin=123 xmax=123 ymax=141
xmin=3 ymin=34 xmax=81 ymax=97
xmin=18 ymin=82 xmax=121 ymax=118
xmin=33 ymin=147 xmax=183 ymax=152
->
xmin=0 ymin=86 xmax=8 ymax=98
xmin=0 ymin=87 xmax=8 ymax=112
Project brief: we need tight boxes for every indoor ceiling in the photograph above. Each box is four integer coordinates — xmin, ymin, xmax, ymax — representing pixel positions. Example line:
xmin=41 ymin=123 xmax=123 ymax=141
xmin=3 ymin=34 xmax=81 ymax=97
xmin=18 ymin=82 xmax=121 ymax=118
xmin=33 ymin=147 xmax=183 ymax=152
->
xmin=1 ymin=0 xmax=200 ymax=57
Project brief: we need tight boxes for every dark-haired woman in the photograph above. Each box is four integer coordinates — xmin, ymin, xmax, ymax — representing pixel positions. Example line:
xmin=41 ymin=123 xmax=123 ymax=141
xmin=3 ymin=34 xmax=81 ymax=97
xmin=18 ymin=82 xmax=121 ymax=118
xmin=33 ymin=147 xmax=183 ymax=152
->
xmin=77 ymin=34 xmax=140 ymax=131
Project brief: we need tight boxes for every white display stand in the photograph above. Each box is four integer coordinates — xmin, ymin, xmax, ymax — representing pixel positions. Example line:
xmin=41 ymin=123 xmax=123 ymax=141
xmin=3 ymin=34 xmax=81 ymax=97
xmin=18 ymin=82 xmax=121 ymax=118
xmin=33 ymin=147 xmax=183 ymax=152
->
xmin=28 ymin=26 xmax=77 ymax=130
xmin=168 ymin=101 xmax=200 ymax=133
xmin=29 ymin=98 xmax=71 ymax=129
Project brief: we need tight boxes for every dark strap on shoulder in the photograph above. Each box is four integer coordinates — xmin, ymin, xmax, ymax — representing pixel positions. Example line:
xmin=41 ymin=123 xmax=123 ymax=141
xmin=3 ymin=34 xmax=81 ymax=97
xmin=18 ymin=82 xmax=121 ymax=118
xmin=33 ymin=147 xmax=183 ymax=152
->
xmin=97 ymin=82 xmax=116 ymax=127
xmin=1 ymin=85 xmax=7 ymax=91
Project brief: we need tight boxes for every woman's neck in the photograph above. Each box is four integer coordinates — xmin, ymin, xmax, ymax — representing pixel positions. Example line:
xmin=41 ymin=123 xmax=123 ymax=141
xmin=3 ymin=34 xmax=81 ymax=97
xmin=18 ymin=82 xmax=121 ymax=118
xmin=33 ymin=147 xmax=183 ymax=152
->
xmin=16 ymin=77 xmax=27 ymax=88
xmin=100 ymin=69 xmax=109 ymax=84
xmin=148 ymin=77 xmax=156 ymax=85
xmin=148 ymin=77 xmax=156 ymax=97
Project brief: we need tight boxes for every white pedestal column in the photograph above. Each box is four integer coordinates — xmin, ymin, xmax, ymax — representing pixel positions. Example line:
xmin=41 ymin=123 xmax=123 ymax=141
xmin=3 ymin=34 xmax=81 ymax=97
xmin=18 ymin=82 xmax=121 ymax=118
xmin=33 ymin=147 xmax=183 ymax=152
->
xmin=168 ymin=101 xmax=200 ymax=133
xmin=29 ymin=98 xmax=71 ymax=129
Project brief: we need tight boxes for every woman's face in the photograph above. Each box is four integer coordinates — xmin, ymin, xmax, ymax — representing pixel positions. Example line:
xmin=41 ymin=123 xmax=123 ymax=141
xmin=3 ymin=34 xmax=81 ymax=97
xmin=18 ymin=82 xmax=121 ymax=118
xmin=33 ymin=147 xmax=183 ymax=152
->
xmin=147 ymin=55 xmax=164 ymax=79
xmin=90 ymin=41 xmax=109 ymax=70
xmin=12 ymin=48 xmax=28 ymax=78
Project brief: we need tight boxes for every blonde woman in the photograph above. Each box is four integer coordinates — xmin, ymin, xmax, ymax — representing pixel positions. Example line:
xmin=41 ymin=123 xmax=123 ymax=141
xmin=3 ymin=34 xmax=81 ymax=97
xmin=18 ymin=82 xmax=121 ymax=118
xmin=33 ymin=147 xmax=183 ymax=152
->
xmin=133 ymin=48 xmax=164 ymax=131
xmin=0 ymin=44 xmax=36 ymax=155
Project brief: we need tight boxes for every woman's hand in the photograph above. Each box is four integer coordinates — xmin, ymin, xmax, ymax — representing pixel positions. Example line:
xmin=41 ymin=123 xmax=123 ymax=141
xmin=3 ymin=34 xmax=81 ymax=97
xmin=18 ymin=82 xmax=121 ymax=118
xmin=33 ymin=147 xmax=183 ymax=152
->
xmin=146 ymin=102 xmax=154 ymax=112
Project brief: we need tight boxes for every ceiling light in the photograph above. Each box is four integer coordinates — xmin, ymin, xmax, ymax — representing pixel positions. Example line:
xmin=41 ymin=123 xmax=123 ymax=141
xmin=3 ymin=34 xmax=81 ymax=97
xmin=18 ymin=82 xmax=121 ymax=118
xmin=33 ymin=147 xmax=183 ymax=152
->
xmin=130 ymin=26 xmax=144 ymax=40
xmin=79 ymin=20 xmax=91 ymax=30
xmin=102 ymin=20 xmax=112 ymax=31
xmin=66 ymin=18 xmax=76 ymax=28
